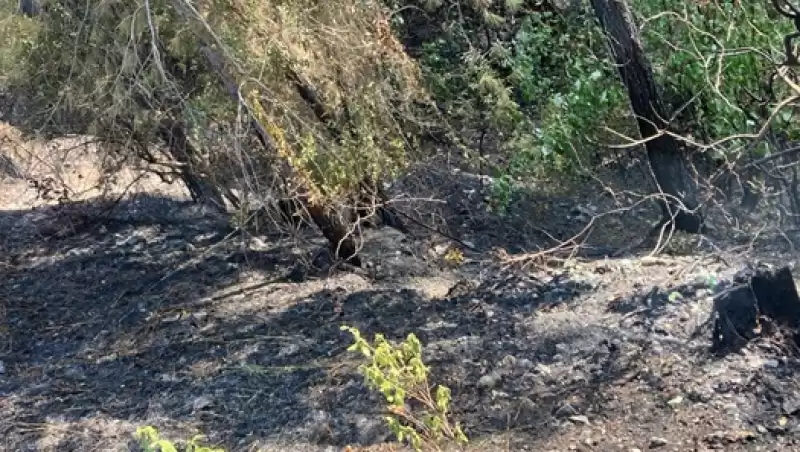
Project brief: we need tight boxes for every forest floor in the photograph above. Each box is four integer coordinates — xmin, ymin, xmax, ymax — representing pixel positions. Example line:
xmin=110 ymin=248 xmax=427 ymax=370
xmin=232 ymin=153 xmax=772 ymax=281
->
xmin=2 ymin=124 xmax=800 ymax=452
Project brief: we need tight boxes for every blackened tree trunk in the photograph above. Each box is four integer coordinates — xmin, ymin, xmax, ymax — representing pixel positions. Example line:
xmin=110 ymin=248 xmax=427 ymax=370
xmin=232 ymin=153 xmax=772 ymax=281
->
xmin=590 ymin=0 xmax=706 ymax=233
xmin=156 ymin=118 xmax=230 ymax=213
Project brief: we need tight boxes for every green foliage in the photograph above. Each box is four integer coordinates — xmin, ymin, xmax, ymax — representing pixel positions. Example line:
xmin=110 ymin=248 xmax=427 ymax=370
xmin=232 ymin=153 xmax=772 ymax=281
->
xmin=0 ymin=1 xmax=40 ymax=82
xmin=341 ymin=325 xmax=468 ymax=452
xmin=1 ymin=0 xmax=427 ymax=209
xmin=404 ymin=0 xmax=799 ymax=215
xmin=404 ymin=4 xmax=632 ymax=211
xmin=134 ymin=426 xmax=224 ymax=452
xmin=633 ymin=0 xmax=797 ymax=153
xmin=502 ymin=9 xmax=628 ymax=175
xmin=487 ymin=173 xmax=514 ymax=215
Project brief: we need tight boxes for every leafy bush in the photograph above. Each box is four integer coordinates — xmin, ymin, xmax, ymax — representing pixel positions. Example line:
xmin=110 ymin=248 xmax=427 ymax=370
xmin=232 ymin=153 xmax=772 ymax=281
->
xmin=397 ymin=0 xmax=797 ymax=212
xmin=634 ymin=0 xmax=797 ymax=157
xmin=501 ymin=9 xmax=629 ymax=176
xmin=341 ymin=325 xmax=468 ymax=452
xmin=0 ymin=1 xmax=40 ymax=83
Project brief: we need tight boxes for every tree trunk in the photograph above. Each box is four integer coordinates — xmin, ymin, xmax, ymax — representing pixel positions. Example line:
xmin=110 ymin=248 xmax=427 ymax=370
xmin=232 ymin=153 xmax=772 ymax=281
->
xmin=711 ymin=263 xmax=800 ymax=354
xmin=590 ymin=0 xmax=706 ymax=233
xmin=156 ymin=118 xmax=230 ymax=213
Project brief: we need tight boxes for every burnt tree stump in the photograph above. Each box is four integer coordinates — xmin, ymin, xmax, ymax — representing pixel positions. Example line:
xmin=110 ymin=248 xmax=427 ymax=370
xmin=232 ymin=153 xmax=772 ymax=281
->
xmin=712 ymin=263 xmax=800 ymax=353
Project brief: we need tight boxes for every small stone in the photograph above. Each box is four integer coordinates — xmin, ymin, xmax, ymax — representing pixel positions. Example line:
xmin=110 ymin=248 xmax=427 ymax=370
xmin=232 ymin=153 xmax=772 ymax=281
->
xmin=516 ymin=358 xmax=534 ymax=370
xmin=192 ymin=395 xmax=213 ymax=411
xmin=190 ymin=310 xmax=208 ymax=321
xmin=478 ymin=372 xmax=501 ymax=388
xmin=162 ymin=312 xmax=182 ymax=323
xmin=500 ymin=355 xmax=517 ymax=368
xmin=491 ymin=390 xmax=509 ymax=399
xmin=629 ymin=449 xmax=642 ymax=452
xmin=763 ymin=359 xmax=780 ymax=368
xmin=96 ymin=353 xmax=118 ymax=364
xmin=667 ymin=395 xmax=683 ymax=407
xmin=569 ymin=415 xmax=590 ymax=425
xmin=159 ymin=373 xmax=180 ymax=383
xmin=649 ymin=437 xmax=669 ymax=448
xmin=277 ymin=343 xmax=301 ymax=357
xmin=555 ymin=343 xmax=571 ymax=355
xmin=433 ymin=244 xmax=449 ymax=256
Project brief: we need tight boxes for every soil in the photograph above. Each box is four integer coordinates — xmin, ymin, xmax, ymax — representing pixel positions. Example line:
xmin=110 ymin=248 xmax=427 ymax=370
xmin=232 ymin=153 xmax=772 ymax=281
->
xmin=2 ymin=128 xmax=800 ymax=452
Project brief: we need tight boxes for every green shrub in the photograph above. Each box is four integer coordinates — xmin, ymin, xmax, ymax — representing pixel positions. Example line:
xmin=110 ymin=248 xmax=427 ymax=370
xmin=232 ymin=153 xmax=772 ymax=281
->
xmin=341 ymin=325 xmax=468 ymax=452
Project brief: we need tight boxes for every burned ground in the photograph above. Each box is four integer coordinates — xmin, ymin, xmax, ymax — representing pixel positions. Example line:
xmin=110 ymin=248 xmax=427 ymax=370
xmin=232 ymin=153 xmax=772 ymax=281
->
xmin=2 ymin=142 xmax=800 ymax=452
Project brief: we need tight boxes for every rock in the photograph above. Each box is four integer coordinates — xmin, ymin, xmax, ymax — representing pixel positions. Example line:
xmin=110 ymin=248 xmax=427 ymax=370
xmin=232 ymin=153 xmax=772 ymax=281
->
xmin=763 ymin=359 xmax=779 ymax=368
xmin=667 ymin=395 xmax=683 ymax=407
xmin=277 ymin=343 xmax=301 ymax=357
xmin=192 ymin=395 xmax=213 ymax=411
xmin=478 ymin=372 xmax=502 ymax=389
xmin=517 ymin=396 xmax=537 ymax=414
xmin=433 ymin=244 xmax=449 ymax=256
xmin=491 ymin=390 xmax=509 ymax=399
xmin=499 ymin=354 xmax=517 ymax=368
xmin=649 ymin=437 xmax=669 ymax=448
xmin=189 ymin=310 xmax=208 ymax=326
xmin=783 ymin=397 xmax=800 ymax=415
xmin=353 ymin=414 xmax=387 ymax=444
xmin=568 ymin=415 xmax=590 ymax=425
xmin=516 ymin=358 xmax=534 ymax=370
xmin=535 ymin=363 xmax=552 ymax=375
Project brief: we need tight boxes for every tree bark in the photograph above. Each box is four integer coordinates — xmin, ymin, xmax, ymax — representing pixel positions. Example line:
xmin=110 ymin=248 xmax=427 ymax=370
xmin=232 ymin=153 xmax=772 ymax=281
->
xmin=711 ymin=263 xmax=800 ymax=354
xmin=590 ymin=0 xmax=706 ymax=233
xmin=155 ymin=117 xmax=231 ymax=213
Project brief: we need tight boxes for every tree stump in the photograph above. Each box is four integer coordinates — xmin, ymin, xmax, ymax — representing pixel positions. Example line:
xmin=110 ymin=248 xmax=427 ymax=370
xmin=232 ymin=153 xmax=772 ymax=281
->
xmin=712 ymin=263 xmax=800 ymax=353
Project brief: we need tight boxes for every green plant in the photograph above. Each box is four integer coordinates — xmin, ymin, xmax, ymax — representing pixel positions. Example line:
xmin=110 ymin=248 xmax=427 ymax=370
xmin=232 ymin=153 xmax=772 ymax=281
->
xmin=634 ymin=0 xmax=797 ymax=151
xmin=487 ymin=174 xmax=514 ymax=215
xmin=134 ymin=426 xmax=224 ymax=452
xmin=340 ymin=325 xmax=468 ymax=452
